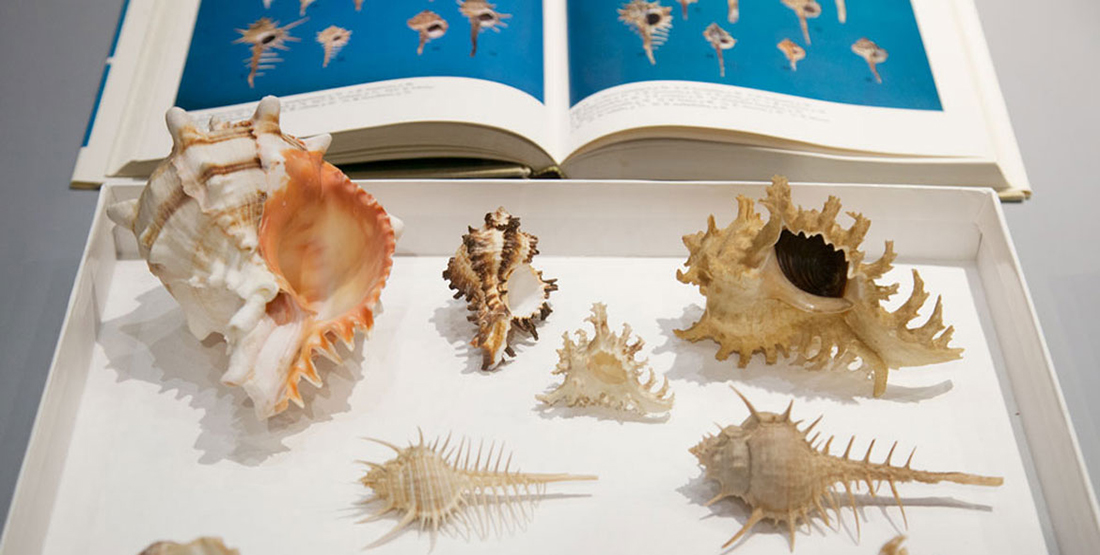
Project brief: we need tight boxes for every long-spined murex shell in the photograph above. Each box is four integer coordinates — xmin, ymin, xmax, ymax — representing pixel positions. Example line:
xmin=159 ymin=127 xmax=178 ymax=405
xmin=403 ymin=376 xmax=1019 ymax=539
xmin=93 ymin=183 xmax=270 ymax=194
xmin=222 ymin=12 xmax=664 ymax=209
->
xmin=676 ymin=177 xmax=961 ymax=396
xmin=443 ymin=208 xmax=557 ymax=370
xmin=108 ymin=97 xmax=399 ymax=419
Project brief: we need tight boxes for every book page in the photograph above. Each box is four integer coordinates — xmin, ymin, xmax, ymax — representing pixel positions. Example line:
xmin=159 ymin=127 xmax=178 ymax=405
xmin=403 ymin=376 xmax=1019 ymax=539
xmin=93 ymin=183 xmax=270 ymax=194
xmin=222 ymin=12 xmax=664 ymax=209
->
xmin=113 ymin=0 xmax=554 ymax=172
xmin=563 ymin=0 xmax=993 ymax=160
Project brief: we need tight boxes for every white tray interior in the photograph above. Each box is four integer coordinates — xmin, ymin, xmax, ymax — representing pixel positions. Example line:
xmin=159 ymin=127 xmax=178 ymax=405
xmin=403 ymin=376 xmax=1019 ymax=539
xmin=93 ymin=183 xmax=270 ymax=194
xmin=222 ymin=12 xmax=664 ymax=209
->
xmin=2 ymin=181 xmax=1096 ymax=555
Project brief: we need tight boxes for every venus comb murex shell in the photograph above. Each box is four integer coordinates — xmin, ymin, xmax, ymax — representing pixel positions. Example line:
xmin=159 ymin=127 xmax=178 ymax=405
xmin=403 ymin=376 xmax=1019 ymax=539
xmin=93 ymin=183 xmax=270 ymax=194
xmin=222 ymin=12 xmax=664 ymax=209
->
xmin=691 ymin=388 xmax=1002 ymax=550
xmin=676 ymin=177 xmax=962 ymax=397
xmin=107 ymin=96 xmax=399 ymax=419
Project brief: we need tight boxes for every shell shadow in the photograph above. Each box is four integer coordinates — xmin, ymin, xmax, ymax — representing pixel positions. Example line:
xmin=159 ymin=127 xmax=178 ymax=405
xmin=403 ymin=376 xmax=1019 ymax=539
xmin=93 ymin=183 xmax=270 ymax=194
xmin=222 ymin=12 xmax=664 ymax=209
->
xmin=531 ymin=398 xmax=671 ymax=424
xmin=429 ymin=299 xmax=543 ymax=376
xmin=654 ymin=305 xmax=952 ymax=404
xmin=99 ymin=287 xmax=365 ymax=466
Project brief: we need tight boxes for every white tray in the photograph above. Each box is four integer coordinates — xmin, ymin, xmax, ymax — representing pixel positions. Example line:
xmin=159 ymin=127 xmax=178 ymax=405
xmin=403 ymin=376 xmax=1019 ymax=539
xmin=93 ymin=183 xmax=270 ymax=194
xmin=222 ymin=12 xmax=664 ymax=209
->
xmin=2 ymin=180 xmax=1096 ymax=554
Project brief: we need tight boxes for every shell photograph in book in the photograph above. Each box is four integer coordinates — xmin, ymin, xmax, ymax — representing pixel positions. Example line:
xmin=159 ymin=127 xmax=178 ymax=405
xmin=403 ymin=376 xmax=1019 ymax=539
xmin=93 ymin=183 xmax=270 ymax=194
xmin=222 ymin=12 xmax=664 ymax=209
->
xmin=568 ymin=0 xmax=940 ymax=111
xmin=176 ymin=0 xmax=544 ymax=111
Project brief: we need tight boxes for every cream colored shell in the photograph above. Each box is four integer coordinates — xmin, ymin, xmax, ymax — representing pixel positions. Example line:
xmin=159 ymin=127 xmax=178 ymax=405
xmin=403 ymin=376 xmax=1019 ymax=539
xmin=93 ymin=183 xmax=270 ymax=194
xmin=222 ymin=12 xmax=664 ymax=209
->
xmin=676 ymin=177 xmax=962 ymax=397
xmin=691 ymin=389 xmax=1002 ymax=550
xmin=139 ymin=538 xmax=239 ymax=555
xmin=443 ymin=208 xmax=557 ymax=370
xmin=538 ymin=303 xmax=674 ymax=416
xmin=358 ymin=431 xmax=596 ymax=547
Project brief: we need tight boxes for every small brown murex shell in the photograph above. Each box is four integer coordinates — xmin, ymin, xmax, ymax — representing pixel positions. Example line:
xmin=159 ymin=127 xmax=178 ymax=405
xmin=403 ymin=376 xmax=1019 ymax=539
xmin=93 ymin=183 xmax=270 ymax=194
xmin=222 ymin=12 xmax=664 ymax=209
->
xmin=538 ymin=303 xmax=674 ymax=416
xmin=357 ymin=431 xmax=597 ymax=548
xmin=140 ymin=537 xmax=239 ymax=555
xmin=690 ymin=388 xmax=1002 ymax=550
xmin=443 ymin=208 xmax=557 ymax=370
xmin=880 ymin=534 xmax=909 ymax=555
xmin=676 ymin=176 xmax=962 ymax=397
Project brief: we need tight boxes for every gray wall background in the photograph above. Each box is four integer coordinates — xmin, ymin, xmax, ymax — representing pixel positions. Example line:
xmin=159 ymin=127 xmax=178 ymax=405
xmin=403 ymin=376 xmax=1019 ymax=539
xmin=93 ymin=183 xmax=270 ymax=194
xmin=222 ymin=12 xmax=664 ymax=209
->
xmin=1 ymin=0 xmax=1097 ymax=540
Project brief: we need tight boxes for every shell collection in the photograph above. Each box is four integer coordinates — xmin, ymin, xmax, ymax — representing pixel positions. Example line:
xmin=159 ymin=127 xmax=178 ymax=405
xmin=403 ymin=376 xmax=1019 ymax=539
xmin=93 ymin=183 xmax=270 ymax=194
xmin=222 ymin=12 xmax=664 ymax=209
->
xmin=676 ymin=177 xmax=962 ymax=397
xmin=108 ymin=97 xmax=398 ymax=419
xmin=111 ymin=97 xmax=1007 ymax=550
xmin=139 ymin=538 xmax=238 ymax=555
xmin=691 ymin=389 xmax=1003 ymax=550
xmin=538 ymin=303 xmax=674 ymax=416
xmin=357 ymin=431 xmax=597 ymax=547
xmin=443 ymin=208 xmax=558 ymax=370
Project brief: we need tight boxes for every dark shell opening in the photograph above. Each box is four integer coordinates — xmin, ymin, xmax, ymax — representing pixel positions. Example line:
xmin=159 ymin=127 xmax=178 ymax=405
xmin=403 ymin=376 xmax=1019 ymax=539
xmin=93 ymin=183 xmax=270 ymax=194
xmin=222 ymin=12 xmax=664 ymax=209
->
xmin=774 ymin=229 xmax=848 ymax=298
xmin=646 ymin=12 xmax=663 ymax=25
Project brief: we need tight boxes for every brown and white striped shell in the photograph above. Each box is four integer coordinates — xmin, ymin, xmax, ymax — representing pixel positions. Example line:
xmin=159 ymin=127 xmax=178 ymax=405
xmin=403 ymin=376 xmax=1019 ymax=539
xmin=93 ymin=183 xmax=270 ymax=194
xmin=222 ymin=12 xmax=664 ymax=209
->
xmin=538 ymin=303 xmax=674 ymax=416
xmin=443 ymin=208 xmax=557 ymax=370
xmin=107 ymin=97 xmax=399 ymax=419
xmin=691 ymin=389 xmax=1003 ymax=550
xmin=781 ymin=0 xmax=821 ymax=45
xmin=852 ymin=38 xmax=888 ymax=84
xmin=357 ymin=431 xmax=597 ymax=547
xmin=407 ymin=10 xmax=449 ymax=55
xmin=139 ymin=538 xmax=238 ymax=555
xmin=676 ymin=177 xmax=962 ymax=397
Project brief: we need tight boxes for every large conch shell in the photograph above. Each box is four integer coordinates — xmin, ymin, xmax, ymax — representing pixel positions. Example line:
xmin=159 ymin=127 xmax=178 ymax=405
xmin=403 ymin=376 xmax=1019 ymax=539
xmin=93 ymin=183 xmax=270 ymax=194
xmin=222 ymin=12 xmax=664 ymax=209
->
xmin=538 ymin=303 xmax=674 ymax=416
xmin=107 ymin=97 xmax=399 ymax=419
xmin=675 ymin=177 xmax=962 ymax=397
xmin=140 ymin=537 xmax=239 ymax=555
xmin=443 ymin=208 xmax=557 ymax=370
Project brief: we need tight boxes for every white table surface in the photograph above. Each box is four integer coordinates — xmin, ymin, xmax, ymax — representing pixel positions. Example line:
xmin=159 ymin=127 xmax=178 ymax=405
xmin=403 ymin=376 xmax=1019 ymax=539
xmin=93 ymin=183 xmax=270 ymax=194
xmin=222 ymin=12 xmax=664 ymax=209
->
xmin=1 ymin=0 xmax=1097 ymax=541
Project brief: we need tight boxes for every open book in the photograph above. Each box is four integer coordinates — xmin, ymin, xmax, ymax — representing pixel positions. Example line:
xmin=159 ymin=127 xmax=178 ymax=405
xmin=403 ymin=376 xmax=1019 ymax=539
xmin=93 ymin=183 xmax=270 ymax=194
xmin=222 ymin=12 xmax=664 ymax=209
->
xmin=75 ymin=0 xmax=1030 ymax=199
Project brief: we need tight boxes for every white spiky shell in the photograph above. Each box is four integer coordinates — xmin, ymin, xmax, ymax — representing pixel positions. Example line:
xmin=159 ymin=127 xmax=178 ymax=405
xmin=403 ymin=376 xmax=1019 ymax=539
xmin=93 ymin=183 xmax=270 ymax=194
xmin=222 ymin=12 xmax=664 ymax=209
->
xmin=107 ymin=97 xmax=400 ymax=419
xmin=139 ymin=537 xmax=239 ymax=555
xmin=538 ymin=303 xmax=674 ymax=416
xmin=676 ymin=177 xmax=962 ymax=397
xmin=443 ymin=208 xmax=557 ymax=370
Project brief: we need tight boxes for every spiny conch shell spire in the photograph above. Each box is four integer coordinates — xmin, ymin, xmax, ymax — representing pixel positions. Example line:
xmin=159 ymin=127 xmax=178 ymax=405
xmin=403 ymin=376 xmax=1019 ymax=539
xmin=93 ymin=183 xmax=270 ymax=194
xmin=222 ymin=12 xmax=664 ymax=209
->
xmin=233 ymin=17 xmax=305 ymax=88
xmin=727 ymin=0 xmax=739 ymax=23
xmin=690 ymin=389 xmax=1002 ymax=550
xmin=407 ymin=10 xmax=449 ymax=56
xmin=316 ymin=25 xmax=352 ymax=68
xmin=459 ymin=0 xmax=511 ymax=57
xmin=852 ymin=38 xmax=888 ymax=84
xmin=139 ymin=537 xmax=239 ymax=555
xmin=443 ymin=208 xmax=557 ymax=370
xmin=703 ymin=22 xmax=736 ymax=77
xmin=675 ymin=177 xmax=963 ymax=397
xmin=107 ymin=97 xmax=399 ymax=419
xmin=781 ymin=0 xmax=821 ymax=45
xmin=357 ymin=431 xmax=597 ymax=547
xmin=778 ymin=38 xmax=805 ymax=71
xmin=538 ymin=303 xmax=674 ymax=416
xmin=619 ymin=0 xmax=673 ymax=65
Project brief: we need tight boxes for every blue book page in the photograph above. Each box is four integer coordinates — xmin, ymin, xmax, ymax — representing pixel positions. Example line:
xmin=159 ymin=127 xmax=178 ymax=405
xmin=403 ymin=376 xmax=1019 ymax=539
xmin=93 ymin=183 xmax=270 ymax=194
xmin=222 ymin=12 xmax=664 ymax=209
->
xmin=176 ymin=0 xmax=544 ymax=110
xmin=567 ymin=0 xmax=940 ymax=111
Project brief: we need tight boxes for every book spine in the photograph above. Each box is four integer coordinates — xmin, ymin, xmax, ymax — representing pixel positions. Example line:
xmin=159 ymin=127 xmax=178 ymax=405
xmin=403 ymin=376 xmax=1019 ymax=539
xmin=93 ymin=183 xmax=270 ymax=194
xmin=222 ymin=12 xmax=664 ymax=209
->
xmin=81 ymin=0 xmax=133 ymax=148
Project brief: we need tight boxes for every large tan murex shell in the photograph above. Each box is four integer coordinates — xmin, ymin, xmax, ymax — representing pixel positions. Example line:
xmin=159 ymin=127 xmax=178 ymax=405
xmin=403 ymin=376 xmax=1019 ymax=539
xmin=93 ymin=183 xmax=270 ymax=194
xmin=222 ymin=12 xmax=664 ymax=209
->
xmin=538 ymin=303 xmax=674 ymax=415
xmin=690 ymin=389 xmax=1002 ymax=550
xmin=107 ymin=97 xmax=398 ymax=419
xmin=357 ymin=431 xmax=597 ymax=547
xmin=139 ymin=537 xmax=239 ymax=555
xmin=676 ymin=177 xmax=962 ymax=396
xmin=443 ymin=208 xmax=557 ymax=370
